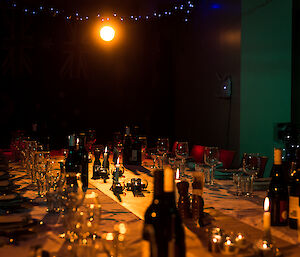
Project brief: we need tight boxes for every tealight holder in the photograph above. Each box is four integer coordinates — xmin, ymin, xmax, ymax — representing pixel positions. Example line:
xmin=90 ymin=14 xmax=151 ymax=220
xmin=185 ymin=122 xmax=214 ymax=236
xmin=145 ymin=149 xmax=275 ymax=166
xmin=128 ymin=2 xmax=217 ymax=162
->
xmin=220 ymin=235 xmax=239 ymax=256
xmin=112 ymin=167 xmax=124 ymax=179
xmin=98 ymin=168 xmax=110 ymax=182
xmin=208 ymin=227 xmax=223 ymax=253
xmin=111 ymin=181 xmax=124 ymax=195
xmin=235 ymin=232 xmax=248 ymax=250
xmin=254 ymin=239 xmax=282 ymax=257
xmin=125 ymin=178 xmax=148 ymax=193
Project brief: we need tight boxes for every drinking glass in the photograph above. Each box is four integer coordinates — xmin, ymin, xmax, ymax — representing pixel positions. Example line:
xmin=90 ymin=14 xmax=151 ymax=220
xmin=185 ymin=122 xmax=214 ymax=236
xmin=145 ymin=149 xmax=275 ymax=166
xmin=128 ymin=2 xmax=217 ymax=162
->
xmin=156 ymin=138 xmax=169 ymax=168
xmin=204 ymin=147 xmax=219 ymax=185
xmin=35 ymin=151 xmax=50 ymax=197
xmin=46 ymin=160 xmax=64 ymax=212
xmin=232 ymin=173 xmax=242 ymax=196
xmin=242 ymin=153 xmax=260 ymax=196
xmin=175 ymin=142 xmax=189 ymax=172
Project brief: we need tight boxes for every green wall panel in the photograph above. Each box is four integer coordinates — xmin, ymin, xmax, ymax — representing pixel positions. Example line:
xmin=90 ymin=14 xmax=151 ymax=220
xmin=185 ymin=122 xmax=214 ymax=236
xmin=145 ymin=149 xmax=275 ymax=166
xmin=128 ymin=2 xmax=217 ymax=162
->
xmin=241 ymin=0 xmax=292 ymax=176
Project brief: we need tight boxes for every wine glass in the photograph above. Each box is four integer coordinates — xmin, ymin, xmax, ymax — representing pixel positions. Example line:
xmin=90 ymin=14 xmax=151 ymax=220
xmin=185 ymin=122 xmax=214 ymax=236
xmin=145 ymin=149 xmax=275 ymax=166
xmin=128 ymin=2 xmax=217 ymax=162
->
xmin=156 ymin=138 xmax=169 ymax=168
xmin=175 ymin=142 xmax=189 ymax=172
xmin=204 ymin=147 xmax=219 ymax=185
xmin=242 ymin=153 xmax=260 ymax=196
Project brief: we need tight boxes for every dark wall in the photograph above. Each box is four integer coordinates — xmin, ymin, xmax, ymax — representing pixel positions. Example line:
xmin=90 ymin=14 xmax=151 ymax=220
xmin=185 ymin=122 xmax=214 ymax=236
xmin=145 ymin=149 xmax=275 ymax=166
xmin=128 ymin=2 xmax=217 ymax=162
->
xmin=173 ymin=0 xmax=241 ymax=160
xmin=0 ymin=0 xmax=241 ymax=154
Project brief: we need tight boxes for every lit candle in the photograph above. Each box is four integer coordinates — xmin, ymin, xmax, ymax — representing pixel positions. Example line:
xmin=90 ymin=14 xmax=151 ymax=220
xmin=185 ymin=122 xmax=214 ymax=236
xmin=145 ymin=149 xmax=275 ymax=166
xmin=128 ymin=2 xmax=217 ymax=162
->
xmin=115 ymin=157 xmax=120 ymax=181
xmin=175 ymin=168 xmax=181 ymax=202
xmin=175 ymin=168 xmax=181 ymax=182
xmin=221 ymin=239 xmax=238 ymax=255
xmin=235 ymin=233 xmax=247 ymax=249
xmin=103 ymin=146 xmax=108 ymax=169
xmin=263 ymin=197 xmax=271 ymax=240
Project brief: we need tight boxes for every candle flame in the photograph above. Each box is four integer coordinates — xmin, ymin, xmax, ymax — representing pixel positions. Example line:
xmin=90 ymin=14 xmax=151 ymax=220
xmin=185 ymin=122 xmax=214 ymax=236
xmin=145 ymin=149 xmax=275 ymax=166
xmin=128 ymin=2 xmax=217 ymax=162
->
xmin=264 ymin=197 xmax=270 ymax=212
xmin=105 ymin=146 xmax=108 ymax=153
xmin=226 ymin=240 xmax=231 ymax=246
xmin=175 ymin=168 xmax=180 ymax=180
xmin=117 ymin=157 xmax=120 ymax=165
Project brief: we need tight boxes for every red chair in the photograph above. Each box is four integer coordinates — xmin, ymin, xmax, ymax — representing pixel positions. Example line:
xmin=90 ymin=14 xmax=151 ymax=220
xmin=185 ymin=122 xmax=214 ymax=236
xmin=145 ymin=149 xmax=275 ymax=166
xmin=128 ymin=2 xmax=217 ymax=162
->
xmin=219 ymin=149 xmax=236 ymax=169
xmin=50 ymin=149 xmax=65 ymax=157
xmin=172 ymin=141 xmax=178 ymax=154
xmin=191 ymin=145 xmax=205 ymax=163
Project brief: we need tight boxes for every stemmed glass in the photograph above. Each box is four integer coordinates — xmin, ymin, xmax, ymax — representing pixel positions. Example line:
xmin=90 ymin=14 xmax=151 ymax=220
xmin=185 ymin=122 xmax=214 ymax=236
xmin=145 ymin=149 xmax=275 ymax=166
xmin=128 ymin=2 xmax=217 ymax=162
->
xmin=156 ymin=138 xmax=169 ymax=168
xmin=242 ymin=153 xmax=260 ymax=196
xmin=175 ymin=142 xmax=189 ymax=172
xmin=204 ymin=147 xmax=219 ymax=185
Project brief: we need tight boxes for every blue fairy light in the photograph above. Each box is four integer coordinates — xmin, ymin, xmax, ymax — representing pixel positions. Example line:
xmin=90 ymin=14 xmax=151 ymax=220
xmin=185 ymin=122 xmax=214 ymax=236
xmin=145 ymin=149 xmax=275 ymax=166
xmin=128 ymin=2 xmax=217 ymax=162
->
xmin=97 ymin=14 xmax=100 ymax=17
xmin=50 ymin=7 xmax=54 ymax=11
xmin=86 ymin=16 xmax=88 ymax=19
xmin=56 ymin=10 xmax=59 ymax=14
xmin=174 ymin=6 xmax=178 ymax=10
xmin=120 ymin=17 xmax=124 ymax=21
xmin=113 ymin=13 xmax=117 ymax=17
xmin=130 ymin=15 xmax=134 ymax=19
xmin=12 ymin=3 xmax=16 ymax=7
xmin=32 ymin=11 xmax=36 ymax=14
xmin=145 ymin=15 xmax=149 ymax=19
xmin=80 ymin=17 xmax=83 ymax=21
xmin=187 ymin=10 xmax=190 ymax=14
xmin=40 ymin=6 xmax=43 ymax=10
xmin=76 ymin=12 xmax=79 ymax=16
xmin=158 ymin=14 xmax=161 ymax=17
xmin=165 ymin=11 xmax=168 ymax=15
xmin=154 ymin=12 xmax=157 ymax=16
xmin=24 ymin=9 xmax=28 ymax=12
xmin=168 ymin=12 xmax=171 ymax=15
xmin=184 ymin=18 xmax=188 ymax=22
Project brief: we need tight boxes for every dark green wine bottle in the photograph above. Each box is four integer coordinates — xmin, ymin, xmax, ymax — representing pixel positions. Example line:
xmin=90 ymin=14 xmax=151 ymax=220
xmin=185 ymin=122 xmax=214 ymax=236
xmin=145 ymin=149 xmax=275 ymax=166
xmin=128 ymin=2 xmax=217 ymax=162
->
xmin=268 ymin=148 xmax=289 ymax=226
xmin=163 ymin=167 xmax=186 ymax=257
xmin=289 ymin=149 xmax=300 ymax=229
xmin=143 ymin=169 xmax=166 ymax=257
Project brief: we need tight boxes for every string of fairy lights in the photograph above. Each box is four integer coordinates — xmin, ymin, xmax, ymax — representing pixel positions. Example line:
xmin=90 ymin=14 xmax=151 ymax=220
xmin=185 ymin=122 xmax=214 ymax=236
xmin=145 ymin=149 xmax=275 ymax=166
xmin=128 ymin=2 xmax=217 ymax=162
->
xmin=5 ymin=0 xmax=196 ymax=23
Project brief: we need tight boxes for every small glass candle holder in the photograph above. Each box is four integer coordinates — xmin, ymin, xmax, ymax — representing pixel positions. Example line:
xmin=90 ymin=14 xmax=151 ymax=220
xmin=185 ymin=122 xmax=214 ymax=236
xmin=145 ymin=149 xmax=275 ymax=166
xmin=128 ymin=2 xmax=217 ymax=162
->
xmin=208 ymin=227 xmax=223 ymax=253
xmin=235 ymin=232 xmax=248 ymax=249
xmin=254 ymin=239 xmax=281 ymax=257
xmin=220 ymin=235 xmax=239 ymax=256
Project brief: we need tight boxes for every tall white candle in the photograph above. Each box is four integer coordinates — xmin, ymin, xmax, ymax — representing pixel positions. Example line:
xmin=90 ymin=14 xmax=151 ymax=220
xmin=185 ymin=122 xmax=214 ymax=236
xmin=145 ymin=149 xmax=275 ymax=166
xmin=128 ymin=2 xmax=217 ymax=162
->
xmin=103 ymin=146 xmax=108 ymax=169
xmin=263 ymin=197 xmax=271 ymax=240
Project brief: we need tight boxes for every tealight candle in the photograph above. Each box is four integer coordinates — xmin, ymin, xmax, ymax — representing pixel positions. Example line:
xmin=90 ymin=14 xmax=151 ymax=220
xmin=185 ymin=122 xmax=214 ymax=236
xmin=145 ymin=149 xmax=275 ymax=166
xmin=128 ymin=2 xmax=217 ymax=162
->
xmin=208 ymin=227 xmax=222 ymax=253
xmin=221 ymin=239 xmax=238 ymax=255
xmin=235 ymin=233 xmax=247 ymax=249
xmin=263 ymin=197 xmax=271 ymax=240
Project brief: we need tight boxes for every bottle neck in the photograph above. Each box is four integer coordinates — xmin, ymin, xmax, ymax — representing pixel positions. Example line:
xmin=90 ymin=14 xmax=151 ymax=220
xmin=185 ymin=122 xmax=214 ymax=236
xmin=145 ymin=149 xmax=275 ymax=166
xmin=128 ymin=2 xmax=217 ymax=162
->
xmin=274 ymin=148 xmax=282 ymax=165
xmin=163 ymin=167 xmax=176 ymax=205
xmin=153 ymin=169 xmax=163 ymax=200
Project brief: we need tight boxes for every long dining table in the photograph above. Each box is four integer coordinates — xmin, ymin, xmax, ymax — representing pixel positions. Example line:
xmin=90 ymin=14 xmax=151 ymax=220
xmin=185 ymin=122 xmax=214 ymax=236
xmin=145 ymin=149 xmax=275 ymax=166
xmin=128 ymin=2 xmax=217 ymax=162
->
xmin=0 ymin=155 xmax=300 ymax=257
